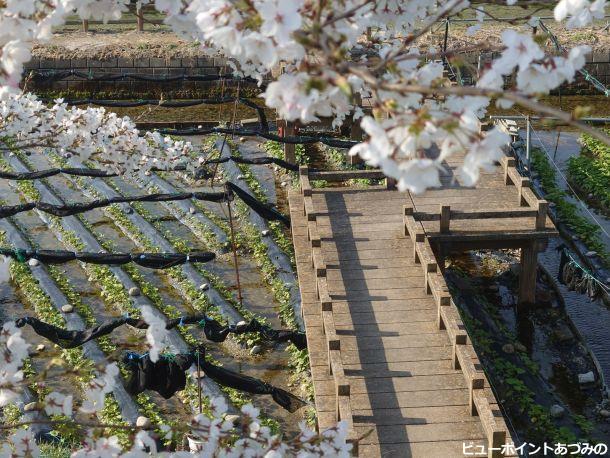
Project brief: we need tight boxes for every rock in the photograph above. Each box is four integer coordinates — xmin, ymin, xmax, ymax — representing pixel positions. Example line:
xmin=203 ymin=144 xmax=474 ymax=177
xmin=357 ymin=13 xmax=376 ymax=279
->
xmin=28 ymin=259 xmax=39 ymax=267
xmin=224 ymin=414 xmax=241 ymax=425
xmin=549 ymin=202 xmax=556 ymax=208
xmin=128 ymin=287 xmax=141 ymax=297
xmin=235 ymin=320 xmax=248 ymax=331
xmin=514 ymin=342 xmax=527 ymax=353
xmin=261 ymin=229 xmax=270 ymax=237
xmin=578 ymin=371 xmax=595 ymax=384
xmin=61 ymin=304 xmax=74 ymax=313
xmin=550 ymin=404 xmax=565 ymax=418
xmin=588 ymin=193 xmax=594 ymax=199
xmin=136 ymin=416 xmax=152 ymax=429
xmin=280 ymin=181 xmax=288 ymax=188
xmin=572 ymin=235 xmax=579 ymax=241
xmin=250 ymin=345 xmax=262 ymax=356
xmin=552 ymin=327 xmax=574 ymax=343
xmin=194 ymin=370 xmax=205 ymax=379
xmin=189 ymin=207 xmax=196 ymax=215
xmin=124 ymin=207 xmax=134 ymax=215
xmin=199 ymin=283 xmax=210 ymax=291
xmin=237 ymin=174 xmax=245 ymax=180
xmin=23 ymin=402 xmax=39 ymax=412
xmin=606 ymin=277 xmax=610 ymax=285
xmin=144 ymin=170 xmax=151 ymax=176
xmin=599 ymin=409 xmax=610 ymax=418
xmin=537 ymin=290 xmax=552 ymax=304
xmin=502 ymin=344 xmax=515 ymax=354
xmin=586 ymin=251 xmax=597 ymax=257
xmin=239 ymin=137 xmax=246 ymax=143
xmin=36 ymin=344 xmax=45 ymax=352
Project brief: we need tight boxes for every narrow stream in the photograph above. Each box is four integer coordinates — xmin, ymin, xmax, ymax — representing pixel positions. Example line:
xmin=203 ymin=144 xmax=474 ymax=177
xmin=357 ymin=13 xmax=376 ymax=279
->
xmin=447 ymin=250 xmax=610 ymax=446
xmin=511 ymin=128 xmax=610 ymax=397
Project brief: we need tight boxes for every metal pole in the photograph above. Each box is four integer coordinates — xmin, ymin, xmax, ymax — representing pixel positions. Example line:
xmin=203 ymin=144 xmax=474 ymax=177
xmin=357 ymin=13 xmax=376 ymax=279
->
xmin=443 ymin=19 xmax=449 ymax=57
xmin=525 ymin=115 xmax=531 ymax=172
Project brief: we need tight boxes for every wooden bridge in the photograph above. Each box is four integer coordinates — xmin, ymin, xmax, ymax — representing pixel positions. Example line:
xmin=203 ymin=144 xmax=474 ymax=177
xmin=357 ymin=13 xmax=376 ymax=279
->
xmin=288 ymin=153 xmax=557 ymax=457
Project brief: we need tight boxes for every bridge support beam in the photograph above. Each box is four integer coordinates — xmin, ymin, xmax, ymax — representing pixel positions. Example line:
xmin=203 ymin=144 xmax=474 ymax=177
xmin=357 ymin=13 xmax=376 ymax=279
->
xmin=518 ymin=241 xmax=537 ymax=308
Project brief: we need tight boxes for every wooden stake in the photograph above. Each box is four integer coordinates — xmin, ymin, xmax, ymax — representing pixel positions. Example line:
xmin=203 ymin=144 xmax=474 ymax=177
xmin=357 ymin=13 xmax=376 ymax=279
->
xmin=136 ymin=7 xmax=144 ymax=32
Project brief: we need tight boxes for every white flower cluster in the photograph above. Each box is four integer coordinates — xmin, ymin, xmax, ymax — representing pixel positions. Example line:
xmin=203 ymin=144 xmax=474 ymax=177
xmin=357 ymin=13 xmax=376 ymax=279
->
xmin=141 ymin=305 xmax=170 ymax=363
xmin=154 ymin=0 xmax=306 ymax=82
xmin=554 ymin=0 xmax=605 ymax=28
xmin=2 ymin=0 xmax=607 ymax=192
xmin=0 ymin=94 xmax=195 ymax=172
xmin=0 ymin=322 xmax=29 ymax=408
xmin=478 ymin=29 xmax=591 ymax=96
xmin=80 ymin=362 xmax=119 ymax=414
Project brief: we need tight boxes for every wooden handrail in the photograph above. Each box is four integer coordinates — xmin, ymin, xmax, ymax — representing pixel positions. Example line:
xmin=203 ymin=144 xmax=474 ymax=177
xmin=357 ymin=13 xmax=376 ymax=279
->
xmin=308 ymin=169 xmax=386 ymax=181
xmin=404 ymin=206 xmax=514 ymax=456
xmin=413 ymin=207 xmax=539 ymax=221
xmin=501 ymin=156 xmax=550 ymax=231
xmin=300 ymin=171 xmax=358 ymax=454
xmin=301 ymin=166 xmax=394 ymax=192
xmin=412 ymin=202 xmax=548 ymax=234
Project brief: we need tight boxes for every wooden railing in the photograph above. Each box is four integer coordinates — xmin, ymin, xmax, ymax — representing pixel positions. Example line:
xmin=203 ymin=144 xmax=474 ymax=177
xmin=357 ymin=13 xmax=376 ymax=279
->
xmin=66 ymin=5 xmax=161 ymax=32
xmin=299 ymin=166 xmax=359 ymax=455
xmin=405 ymin=155 xmax=550 ymax=236
xmin=403 ymin=207 xmax=516 ymax=458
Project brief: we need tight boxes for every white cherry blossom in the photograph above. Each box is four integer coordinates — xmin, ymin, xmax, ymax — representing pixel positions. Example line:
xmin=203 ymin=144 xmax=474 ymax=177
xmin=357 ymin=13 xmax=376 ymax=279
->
xmin=141 ymin=306 xmax=170 ymax=362
xmin=44 ymin=391 xmax=74 ymax=417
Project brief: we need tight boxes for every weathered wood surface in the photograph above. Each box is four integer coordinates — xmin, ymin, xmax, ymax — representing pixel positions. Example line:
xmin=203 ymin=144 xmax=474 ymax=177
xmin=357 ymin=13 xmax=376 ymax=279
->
xmin=291 ymin=188 xmax=501 ymax=457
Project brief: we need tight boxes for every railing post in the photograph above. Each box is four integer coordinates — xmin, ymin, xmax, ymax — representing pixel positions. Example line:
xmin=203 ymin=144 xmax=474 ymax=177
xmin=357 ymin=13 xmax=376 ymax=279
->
xmin=413 ymin=233 xmax=424 ymax=263
xmin=403 ymin=204 xmax=413 ymax=237
xmin=440 ymin=205 xmax=451 ymax=233
xmin=503 ymin=157 xmax=516 ymax=185
xmin=284 ymin=121 xmax=296 ymax=164
xmin=536 ymin=200 xmax=548 ymax=230
xmin=469 ymin=375 xmax=485 ymax=416
xmin=518 ymin=177 xmax=531 ymax=206
xmin=518 ymin=241 xmax=537 ymax=309
xmin=525 ymin=115 xmax=531 ymax=172
xmin=82 ymin=19 xmax=89 ymax=33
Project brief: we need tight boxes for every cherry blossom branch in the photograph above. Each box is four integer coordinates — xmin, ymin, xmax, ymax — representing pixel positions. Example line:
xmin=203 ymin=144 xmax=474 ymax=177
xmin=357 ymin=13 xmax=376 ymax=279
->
xmin=348 ymin=64 xmax=610 ymax=146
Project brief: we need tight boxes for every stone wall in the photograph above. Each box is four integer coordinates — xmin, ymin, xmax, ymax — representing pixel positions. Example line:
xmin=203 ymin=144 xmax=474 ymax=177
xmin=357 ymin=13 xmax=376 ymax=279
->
xmin=24 ymin=51 xmax=610 ymax=97
xmin=24 ymin=56 xmax=235 ymax=98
